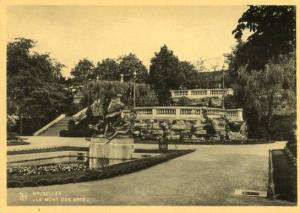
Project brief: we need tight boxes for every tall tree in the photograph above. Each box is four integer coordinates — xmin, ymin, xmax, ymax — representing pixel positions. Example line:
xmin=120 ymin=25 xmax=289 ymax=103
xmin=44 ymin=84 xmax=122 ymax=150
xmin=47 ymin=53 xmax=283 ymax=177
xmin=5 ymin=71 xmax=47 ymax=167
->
xmin=7 ymin=38 xmax=71 ymax=135
xmin=231 ymin=6 xmax=295 ymax=72
xmin=70 ymin=58 xmax=95 ymax=84
xmin=118 ymin=53 xmax=149 ymax=83
xmin=94 ymin=58 xmax=120 ymax=81
xmin=225 ymin=6 xmax=296 ymax=139
xmin=238 ymin=52 xmax=295 ymax=137
xmin=178 ymin=61 xmax=198 ymax=89
xmin=149 ymin=45 xmax=185 ymax=104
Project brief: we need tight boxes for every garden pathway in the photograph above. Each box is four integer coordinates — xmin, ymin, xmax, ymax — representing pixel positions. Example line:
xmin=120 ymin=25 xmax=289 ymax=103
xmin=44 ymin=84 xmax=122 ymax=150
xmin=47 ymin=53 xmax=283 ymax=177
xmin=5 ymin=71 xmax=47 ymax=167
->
xmin=7 ymin=141 xmax=294 ymax=206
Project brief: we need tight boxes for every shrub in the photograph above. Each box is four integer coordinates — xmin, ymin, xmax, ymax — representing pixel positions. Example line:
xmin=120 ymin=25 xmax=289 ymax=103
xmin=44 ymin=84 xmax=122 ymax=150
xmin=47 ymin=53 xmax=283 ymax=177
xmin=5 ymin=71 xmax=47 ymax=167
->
xmin=81 ymin=81 xmax=159 ymax=108
xmin=55 ymin=178 xmax=65 ymax=185
xmin=175 ymin=96 xmax=192 ymax=106
xmin=37 ymin=179 xmax=49 ymax=186
xmin=59 ymin=129 xmax=70 ymax=137
xmin=96 ymin=172 xmax=105 ymax=179
xmin=109 ymin=169 xmax=119 ymax=176
xmin=7 ymin=132 xmax=19 ymax=140
xmin=23 ymin=181 xmax=36 ymax=187
xmin=8 ymin=181 xmax=22 ymax=188
xmin=73 ymin=175 xmax=88 ymax=182
xmin=253 ymin=126 xmax=270 ymax=139
xmin=68 ymin=119 xmax=76 ymax=130
xmin=85 ymin=170 xmax=99 ymax=180
xmin=99 ymin=172 xmax=109 ymax=179
xmin=63 ymin=178 xmax=74 ymax=184
xmin=49 ymin=178 xmax=63 ymax=185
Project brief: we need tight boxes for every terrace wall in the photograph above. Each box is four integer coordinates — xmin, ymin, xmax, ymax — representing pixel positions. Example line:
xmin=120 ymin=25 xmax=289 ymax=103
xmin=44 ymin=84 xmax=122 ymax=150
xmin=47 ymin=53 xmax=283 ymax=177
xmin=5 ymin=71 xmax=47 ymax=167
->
xmin=125 ymin=106 xmax=244 ymax=122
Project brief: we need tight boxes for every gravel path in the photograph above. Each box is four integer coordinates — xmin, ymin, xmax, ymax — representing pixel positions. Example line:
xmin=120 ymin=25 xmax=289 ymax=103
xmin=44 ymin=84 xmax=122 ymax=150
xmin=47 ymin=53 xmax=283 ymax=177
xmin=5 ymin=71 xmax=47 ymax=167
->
xmin=7 ymin=141 xmax=294 ymax=206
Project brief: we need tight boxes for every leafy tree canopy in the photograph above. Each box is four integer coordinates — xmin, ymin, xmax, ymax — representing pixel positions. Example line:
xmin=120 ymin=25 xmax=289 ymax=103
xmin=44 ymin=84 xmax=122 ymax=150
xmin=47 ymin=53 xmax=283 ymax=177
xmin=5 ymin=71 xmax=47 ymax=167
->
xmin=70 ymin=58 xmax=95 ymax=84
xmin=80 ymin=80 xmax=159 ymax=112
xmin=7 ymin=38 xmax=71 ymax=134
xmin=231 ymin=6 xmax=295 ymax=72
xmin=231 ymin=52 xmax=295 ymax=138
xmin=149 ymin=45 xmax=187 ymax=104
xmin=118 ymin=53 xmax=149 ymax=83
xmin=148 ymin=45 xmax=222 ymax=103
xmin=71 ymin=54 xmax=149 ymax=85
xmin=94 ymin=58 xmax=120 ymax=81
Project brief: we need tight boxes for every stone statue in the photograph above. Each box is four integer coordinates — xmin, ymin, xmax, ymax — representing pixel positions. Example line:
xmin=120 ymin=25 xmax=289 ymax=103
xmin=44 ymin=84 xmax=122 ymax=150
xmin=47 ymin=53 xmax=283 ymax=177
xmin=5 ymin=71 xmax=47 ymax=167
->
xmin=103 ymin=93 xmax=125 ymax=136
xmin=102 ymin=93 xmax=136 ymax=143
xmin=201 ymin=108 xmax=217 ymax=138
xmin=106 ymin=112 xmax=135 ymax=143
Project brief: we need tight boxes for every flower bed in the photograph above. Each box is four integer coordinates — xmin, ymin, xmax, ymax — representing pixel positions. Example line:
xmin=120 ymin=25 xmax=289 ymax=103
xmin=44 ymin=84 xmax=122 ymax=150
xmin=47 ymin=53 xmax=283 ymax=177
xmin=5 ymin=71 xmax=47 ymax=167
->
xmin=7 ymin=149 xmax=195 ymax=188
xmin=8 ymin=162 xmax=87 ymax=176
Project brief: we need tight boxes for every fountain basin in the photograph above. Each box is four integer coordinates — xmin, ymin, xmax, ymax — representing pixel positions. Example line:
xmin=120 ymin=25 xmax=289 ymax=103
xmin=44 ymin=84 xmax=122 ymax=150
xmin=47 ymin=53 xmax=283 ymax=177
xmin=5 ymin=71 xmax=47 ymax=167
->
xmin=89 ymin=135 xmax=134 ymax=169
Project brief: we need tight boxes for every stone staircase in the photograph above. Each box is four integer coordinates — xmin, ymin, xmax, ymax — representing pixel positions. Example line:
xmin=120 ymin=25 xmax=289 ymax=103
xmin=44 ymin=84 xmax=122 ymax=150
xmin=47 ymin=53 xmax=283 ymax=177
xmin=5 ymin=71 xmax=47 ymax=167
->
xmin=38 ymin=116 xmax=74 ymax=136
xmin=35 ymin=100 xmax=101 ymax=136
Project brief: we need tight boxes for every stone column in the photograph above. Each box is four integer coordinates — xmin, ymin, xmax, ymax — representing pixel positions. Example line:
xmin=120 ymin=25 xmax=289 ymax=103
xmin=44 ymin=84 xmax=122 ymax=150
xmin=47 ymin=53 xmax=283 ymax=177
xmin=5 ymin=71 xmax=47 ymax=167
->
xmin=175 ymin=108 xmax=181 ymax=119
xmin=237 ymin=109 xmax=243 ymax=121
xmin=152 ymin=108 xmax=157 ymax=120
xmin=187 ymin=90 xmax=192 ymax=98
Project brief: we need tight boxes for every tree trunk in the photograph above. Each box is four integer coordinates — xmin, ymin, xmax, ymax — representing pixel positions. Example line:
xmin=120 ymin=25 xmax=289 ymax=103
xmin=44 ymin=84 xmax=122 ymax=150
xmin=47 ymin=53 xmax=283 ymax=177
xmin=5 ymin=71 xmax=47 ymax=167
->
xmin=19 ymin=113 xmax=23 ymax=136
xmin=266 ymin=94 xmax=274 ymax=139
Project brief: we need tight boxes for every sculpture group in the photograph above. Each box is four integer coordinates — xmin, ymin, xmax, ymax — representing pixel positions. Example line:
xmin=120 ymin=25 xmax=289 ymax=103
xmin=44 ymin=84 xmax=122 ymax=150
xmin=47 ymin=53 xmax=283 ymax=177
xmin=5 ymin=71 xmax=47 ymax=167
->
xmin=88 ymin=92 xmax=247 ymax=142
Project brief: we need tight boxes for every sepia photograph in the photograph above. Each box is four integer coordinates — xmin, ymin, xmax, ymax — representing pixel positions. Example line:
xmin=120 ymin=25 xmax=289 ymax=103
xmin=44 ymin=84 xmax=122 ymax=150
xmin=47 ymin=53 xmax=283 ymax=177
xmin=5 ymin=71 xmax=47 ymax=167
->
xmin=3 ymin=1 xmax=297 ymax=207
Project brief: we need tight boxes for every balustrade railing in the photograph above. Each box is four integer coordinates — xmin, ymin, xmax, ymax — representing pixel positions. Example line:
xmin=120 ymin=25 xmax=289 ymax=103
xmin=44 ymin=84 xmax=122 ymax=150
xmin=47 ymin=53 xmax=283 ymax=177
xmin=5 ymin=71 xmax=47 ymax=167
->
xmin=171 ymin=88 xmax=234 ymax=99
xmin=133 ymin=107 xmax=243 ymax=121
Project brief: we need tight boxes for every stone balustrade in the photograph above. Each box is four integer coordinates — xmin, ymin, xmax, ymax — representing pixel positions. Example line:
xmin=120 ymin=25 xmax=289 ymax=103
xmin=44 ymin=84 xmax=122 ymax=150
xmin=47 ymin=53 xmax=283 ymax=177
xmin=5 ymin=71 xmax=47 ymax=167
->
xmin=170 ymin=88 xmax=234 ymax=99
xmin=129 ymin=106 xmax=244 ymax=122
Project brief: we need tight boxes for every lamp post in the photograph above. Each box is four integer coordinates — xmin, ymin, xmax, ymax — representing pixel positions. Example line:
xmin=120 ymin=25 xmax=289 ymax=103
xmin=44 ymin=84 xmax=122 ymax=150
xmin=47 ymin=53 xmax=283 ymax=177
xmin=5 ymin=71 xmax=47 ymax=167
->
xmin=120 ymin=74 xmax=124 ymax=83
xmin=133 ymin=71 xmax=136 ymax=108
xmin=222 ymin=65 xmax=225 ymax=109
xmin=87 ymin=79 xmax=90 ymax=106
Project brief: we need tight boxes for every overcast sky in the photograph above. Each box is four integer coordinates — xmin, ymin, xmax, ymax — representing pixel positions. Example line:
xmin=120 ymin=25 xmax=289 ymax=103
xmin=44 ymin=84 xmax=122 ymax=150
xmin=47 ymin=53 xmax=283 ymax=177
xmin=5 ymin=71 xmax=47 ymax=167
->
xmin=7 ymin=5 xmax=249 ymax=77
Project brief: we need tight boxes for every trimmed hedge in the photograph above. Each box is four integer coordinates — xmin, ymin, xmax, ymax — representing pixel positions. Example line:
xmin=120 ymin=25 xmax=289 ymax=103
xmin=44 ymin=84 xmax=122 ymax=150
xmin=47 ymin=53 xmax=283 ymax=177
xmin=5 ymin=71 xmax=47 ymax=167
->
xmin=7 ymin=149 xmax=194 ymax=188
xmin=7 ymin=146 xmax=89 ymax=155
xmin=7 ymin=141 xmax=30 ymax=146
xmin=134 ymin=139 xmax=274 ymax=145
xmin=268 ymin=149 xmax=297 ymax=202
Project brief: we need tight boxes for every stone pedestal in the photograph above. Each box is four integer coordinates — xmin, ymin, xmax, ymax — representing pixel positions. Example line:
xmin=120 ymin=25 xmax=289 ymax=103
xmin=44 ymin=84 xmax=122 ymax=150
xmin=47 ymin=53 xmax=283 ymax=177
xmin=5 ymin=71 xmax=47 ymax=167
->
xmin=89 ymin=135 xmax=134 ymax=169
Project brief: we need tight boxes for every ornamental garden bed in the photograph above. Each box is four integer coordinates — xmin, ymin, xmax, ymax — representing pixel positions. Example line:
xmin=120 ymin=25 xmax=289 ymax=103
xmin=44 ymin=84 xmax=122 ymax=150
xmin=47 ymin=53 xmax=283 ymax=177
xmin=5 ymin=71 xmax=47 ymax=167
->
xmin=7 ymin=149 xmax=195 ymax=188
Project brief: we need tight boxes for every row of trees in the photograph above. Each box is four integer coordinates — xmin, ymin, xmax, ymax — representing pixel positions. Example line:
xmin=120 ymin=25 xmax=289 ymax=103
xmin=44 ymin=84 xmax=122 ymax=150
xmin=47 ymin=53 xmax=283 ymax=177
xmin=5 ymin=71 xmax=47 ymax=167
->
xmin=70 ymin=45 xmax=225 ymax=105
xmin=70 ymin=53 xmax=149 ymax=84
xmin=7 ymin=38 xmax=221 ymax=135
